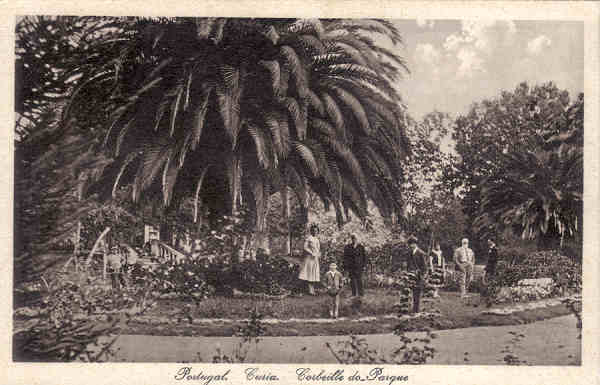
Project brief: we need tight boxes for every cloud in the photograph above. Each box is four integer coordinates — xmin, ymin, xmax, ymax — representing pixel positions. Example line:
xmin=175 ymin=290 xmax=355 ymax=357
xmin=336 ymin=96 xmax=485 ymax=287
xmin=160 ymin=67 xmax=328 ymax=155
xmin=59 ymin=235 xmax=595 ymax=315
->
xmin=415 ymin=43 xmax=441 ymax=65
xmin=444 ymin=20 xmax=517 ymax=54
xmin=456 ymin=48 xmax=485 ymax=77
xmin=443 ymin=20 xmax=517 ymax=78
xmin=416 ymin=19 xmax=435 ymax=29
xmin=527 ymin=35 xmax=552 ymax=55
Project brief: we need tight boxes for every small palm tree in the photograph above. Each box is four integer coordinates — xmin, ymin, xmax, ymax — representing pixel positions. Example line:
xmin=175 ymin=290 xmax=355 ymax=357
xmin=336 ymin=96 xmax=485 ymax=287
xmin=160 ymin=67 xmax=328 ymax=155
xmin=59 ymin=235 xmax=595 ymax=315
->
xmin=475 ymin=141 xmax=582 ymax=247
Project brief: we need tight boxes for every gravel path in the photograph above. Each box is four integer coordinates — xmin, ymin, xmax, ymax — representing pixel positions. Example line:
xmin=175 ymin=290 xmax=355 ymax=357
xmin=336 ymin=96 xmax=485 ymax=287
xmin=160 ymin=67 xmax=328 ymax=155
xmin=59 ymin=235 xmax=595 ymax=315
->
xmin=107 ymin=315 xmax=580 ymax=365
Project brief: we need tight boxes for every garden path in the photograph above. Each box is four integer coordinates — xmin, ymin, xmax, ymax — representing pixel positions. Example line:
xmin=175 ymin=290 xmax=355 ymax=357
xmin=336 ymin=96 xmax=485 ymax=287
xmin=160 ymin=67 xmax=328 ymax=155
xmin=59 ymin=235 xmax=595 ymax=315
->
xmin=106 ymin=315 xmax=580 ymax=364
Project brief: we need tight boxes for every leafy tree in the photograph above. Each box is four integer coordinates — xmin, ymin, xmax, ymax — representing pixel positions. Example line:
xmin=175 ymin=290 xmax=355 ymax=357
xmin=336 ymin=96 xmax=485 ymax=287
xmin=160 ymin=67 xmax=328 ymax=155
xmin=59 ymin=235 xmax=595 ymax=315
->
xmin=448 ymin=82 xmax=583 ymax=251
xmin=400 ymin=111 xmax=462 ymax=254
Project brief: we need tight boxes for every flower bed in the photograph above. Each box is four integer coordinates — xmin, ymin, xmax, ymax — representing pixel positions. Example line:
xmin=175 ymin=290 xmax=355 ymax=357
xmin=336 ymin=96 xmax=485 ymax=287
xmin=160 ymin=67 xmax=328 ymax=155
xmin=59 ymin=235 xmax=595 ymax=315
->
xmin=479 ymin=250 xmax=581 ymax=306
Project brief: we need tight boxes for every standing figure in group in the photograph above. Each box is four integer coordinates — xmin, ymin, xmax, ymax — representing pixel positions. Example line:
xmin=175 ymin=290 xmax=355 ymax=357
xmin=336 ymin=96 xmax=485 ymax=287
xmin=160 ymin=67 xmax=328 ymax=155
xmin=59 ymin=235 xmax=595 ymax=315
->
xmin=325 ymin=262 xmax=344 ymax=318
xmin=407 ymin=237 xmax=430 ymax=313
xmin=106 ymin=245 xmax=124 ymax=291
xmin=453 ymin=238 xmax=475 ymax=298
xmin=429 ymin=242 xmax=445 ymax=298
xmin=299 ymin=224 xmax=321 ymax=295
xmin=343 ymin=234 xmax=367 ymax=297
xmin=484 ymin=238 xmax=499 ymax=283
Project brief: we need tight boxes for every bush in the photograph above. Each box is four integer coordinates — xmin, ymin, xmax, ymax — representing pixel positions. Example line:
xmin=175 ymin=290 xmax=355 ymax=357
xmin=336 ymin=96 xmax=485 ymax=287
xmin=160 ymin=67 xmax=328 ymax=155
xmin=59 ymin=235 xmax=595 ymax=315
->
xmin=326 ymin=323 xmax=437 ymax=364
xmin=148 ymin=261 xmax=216 ymax=302
xmin=481 ymin=250 xmax=581 ymax=306
xmin=13 ymin=272 xmax=138 ymax=362
xmin=140 ymin=254 xmax=303 ymax=299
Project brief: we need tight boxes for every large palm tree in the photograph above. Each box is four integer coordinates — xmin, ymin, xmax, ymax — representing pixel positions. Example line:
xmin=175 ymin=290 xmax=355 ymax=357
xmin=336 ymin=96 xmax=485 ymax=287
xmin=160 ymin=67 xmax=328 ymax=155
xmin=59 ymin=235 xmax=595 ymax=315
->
xmin=50 ymin=17 xmax=410 ymax=255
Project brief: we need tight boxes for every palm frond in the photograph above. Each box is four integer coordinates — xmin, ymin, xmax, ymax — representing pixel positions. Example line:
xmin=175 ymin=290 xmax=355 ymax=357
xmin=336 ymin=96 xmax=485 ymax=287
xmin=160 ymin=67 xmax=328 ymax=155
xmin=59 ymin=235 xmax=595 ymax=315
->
xmin=191 ymin=84 xmax=212 ymax=150
xmin=279 ymin=45 xmax=308 ymax=99
xmin=292 ymin=141 xmax=319 ymax=176
xmin=259 ymin=60 xmax=282 ymax=98
xmin=329 ymin=85 xmax=370 ymax=135
xmin=115 ymin=117 xmax=136 ymax=156
xmin=247 ymin=123 xmax=271 ymax=170
xmin=320 ymin=92 xmax=346 ymax=142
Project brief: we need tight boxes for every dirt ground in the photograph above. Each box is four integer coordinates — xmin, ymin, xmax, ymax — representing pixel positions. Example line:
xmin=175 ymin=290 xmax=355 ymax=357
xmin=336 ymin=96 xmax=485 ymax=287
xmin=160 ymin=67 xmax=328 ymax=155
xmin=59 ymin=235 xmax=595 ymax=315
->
xmin=107 ymin=315 xmax=581 ymax=364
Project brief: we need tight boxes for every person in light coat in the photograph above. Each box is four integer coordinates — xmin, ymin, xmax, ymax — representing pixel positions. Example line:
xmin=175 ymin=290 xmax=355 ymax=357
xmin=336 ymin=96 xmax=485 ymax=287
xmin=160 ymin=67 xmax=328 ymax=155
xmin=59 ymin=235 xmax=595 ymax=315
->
xmin=429 ymin=242 xmax=445 ymax=298
xmin=106 ymin=245 xmax=124 ymax=291
xmin=299 ymin=224 xmax=321 ymax=295
xmin=453 ymin=238 xmax=475 ymax=297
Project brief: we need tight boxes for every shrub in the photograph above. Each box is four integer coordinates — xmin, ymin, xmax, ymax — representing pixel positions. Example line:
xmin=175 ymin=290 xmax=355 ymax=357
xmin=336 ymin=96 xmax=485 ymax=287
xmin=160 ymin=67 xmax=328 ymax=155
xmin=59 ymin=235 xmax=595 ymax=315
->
xmin=13 ymin=273 xmax=132 ymax=362
xmin=480 ymin=250 xmax=581 ymax=306
xmin=326 ymin=326 xmax=437 ymax=364
xmin=139 ymin=254 xmax=303 ymax=299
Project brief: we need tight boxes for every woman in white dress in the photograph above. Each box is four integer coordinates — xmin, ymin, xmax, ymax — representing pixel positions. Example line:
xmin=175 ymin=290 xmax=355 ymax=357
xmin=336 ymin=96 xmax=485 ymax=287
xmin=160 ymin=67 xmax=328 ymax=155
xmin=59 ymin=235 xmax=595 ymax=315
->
xmin=429 ymin=243 xmax=445 ymax=298
xmin=299 ymin=224 xmax=321 ymax=295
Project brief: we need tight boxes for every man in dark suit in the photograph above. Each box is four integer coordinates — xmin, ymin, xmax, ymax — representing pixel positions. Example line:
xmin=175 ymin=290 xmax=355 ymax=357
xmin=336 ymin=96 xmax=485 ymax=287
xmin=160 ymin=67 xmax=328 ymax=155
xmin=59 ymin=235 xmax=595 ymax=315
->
xmin=343 ymin=234 xmax=367 ymax=297
xmin=407 ymin=236 xmax=430 ymax=313
xmin=485 ymin=238 xmax=499 ymax=281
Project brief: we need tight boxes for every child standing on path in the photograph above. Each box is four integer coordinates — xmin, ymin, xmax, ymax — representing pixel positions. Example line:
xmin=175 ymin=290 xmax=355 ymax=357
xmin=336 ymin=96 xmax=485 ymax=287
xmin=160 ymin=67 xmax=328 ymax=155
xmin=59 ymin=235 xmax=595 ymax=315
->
xmin=325 ymin=263 xmax=344 ymax=318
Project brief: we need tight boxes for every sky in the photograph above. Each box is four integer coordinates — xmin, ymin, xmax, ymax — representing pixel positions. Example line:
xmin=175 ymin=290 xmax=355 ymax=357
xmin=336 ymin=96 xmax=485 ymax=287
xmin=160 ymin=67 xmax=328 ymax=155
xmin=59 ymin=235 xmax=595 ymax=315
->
xmin=385 ymin=20 xmax=584 ymax=120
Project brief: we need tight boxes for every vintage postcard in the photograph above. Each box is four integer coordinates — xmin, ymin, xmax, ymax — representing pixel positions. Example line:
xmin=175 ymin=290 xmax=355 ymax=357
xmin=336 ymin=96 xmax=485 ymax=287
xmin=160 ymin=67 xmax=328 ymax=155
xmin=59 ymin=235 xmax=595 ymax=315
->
xmin=2 ymin=1 xmax=599 ymax=384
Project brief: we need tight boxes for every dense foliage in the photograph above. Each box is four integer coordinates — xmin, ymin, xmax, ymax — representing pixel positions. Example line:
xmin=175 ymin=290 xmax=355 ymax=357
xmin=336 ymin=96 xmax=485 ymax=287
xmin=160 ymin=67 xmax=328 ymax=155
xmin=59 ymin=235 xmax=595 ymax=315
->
xmin=447 ymin=82 xmax=583 ymax=251
xmin=13 ymin=272 xmax=141 ymax=362
xmin=16 ymin=17 xmax=411 ymax=260
xmin=136 ymin=253 xmax=303 ymax=298
xmin=479 ymin=250 xmax=581 ymax=305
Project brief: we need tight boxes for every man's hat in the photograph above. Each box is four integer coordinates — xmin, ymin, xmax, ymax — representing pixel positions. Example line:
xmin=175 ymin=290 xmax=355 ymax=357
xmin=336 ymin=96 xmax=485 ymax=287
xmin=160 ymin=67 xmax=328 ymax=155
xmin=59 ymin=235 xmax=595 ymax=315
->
xmin=407 ymin=236 xmax=418 ymax=244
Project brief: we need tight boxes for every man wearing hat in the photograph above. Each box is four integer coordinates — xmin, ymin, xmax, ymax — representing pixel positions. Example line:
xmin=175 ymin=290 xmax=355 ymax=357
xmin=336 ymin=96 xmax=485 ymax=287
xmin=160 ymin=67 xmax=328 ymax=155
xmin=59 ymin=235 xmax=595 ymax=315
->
xmin=407 ymin=236 xmax=430 ymax=313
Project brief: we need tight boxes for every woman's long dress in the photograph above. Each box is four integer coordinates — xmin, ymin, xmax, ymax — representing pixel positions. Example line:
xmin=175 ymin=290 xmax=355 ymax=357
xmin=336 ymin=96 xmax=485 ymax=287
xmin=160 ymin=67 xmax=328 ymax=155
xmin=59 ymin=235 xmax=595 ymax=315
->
xmin=429 ymin=249 xmax=445 ymax=287
xmin=299 ymin=235 xmax=321 ymax=282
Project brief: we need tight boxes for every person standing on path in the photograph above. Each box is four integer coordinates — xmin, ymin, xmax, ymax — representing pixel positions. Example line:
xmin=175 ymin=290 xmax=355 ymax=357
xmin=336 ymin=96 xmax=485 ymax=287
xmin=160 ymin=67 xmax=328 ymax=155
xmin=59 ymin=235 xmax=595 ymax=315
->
xmin=106 ymin=245 xmax=124 ymax=291
xmin=299 ymin=224 xmax=321 ymax=295
xmin=484 ymin=239 xmax=499 ymax=282
xmin=407 ymin=236 xmax=430 ymax=313
xmin=325 ymin=262 xmax=344 ymax=318
xmin=454 ymin=238 xmax=475 ymax=297
xmin=343 ymin=234 xmax=367 ymax=297
xmin=429 ymin=242 xmax=444 ymax=298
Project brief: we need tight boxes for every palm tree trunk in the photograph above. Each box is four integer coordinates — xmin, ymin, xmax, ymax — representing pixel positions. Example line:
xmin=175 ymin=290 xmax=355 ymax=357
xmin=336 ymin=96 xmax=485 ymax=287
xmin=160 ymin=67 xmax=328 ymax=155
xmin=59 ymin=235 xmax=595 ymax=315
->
xmin=227 ymin=154 xmax=241 ymax=214
xmin=281 ymin=186 xmax=291 ymax=256
xmin=251 ymin=175 xmax=271 ymax=256
xmin=227 ymin=154 xmax=243 ymax=262
xmin=193 ymin=167 xmax=209 ymax=225
xmin=74 ymin=221 xmax=81 ymax=272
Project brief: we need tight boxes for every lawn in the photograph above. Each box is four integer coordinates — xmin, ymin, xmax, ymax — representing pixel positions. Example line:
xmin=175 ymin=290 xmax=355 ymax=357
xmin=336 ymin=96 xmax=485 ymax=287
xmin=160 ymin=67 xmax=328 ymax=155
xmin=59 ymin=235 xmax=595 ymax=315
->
xmin=118 ymin=289 xmax=572 ymax=337
xmin=13 ymin=254 xmax=575 ymax=338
